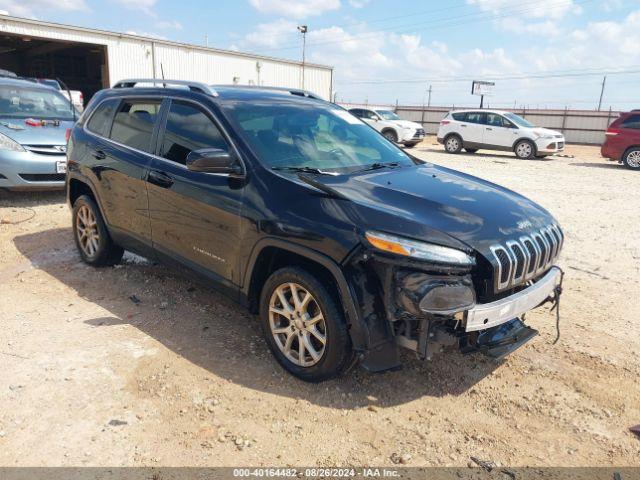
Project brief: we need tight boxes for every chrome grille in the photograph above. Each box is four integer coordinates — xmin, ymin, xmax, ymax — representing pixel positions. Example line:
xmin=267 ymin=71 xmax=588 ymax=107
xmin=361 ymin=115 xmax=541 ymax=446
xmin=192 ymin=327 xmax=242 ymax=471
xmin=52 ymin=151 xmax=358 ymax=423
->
xmin=490 ymin=224 xmax=563 ymax=292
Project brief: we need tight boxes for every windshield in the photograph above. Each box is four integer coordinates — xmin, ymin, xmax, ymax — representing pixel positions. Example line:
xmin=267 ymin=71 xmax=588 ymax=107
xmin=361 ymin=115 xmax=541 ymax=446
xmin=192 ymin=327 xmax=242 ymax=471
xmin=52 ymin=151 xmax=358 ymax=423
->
xmin=0 ymin=85 xmax=76 ymax=121
xmin=377 ymin=110 xmax=401 ymax=120
xmin=504 ymin=113 xmax=535 ymax=128
xmin=222 ymin=102 xmax=415 ymax=172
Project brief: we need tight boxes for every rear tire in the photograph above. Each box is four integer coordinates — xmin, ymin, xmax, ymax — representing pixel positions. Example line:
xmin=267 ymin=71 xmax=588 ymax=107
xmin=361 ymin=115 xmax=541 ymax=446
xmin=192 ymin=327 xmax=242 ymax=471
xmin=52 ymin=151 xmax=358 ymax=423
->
xmin=72 ymin=195 xmax=123 ymax=266
xmin=622 ymin=147 xmax=640 ymax=170
xmin=464 ymin=148 xmax=478 ymax=153
xmin=259 ymin=267 xmax=354 ymax=382
xmin=444 ymin=134 xmax=463 ymax=154
xmin=514 ymin=139 xmax=536 ymax=159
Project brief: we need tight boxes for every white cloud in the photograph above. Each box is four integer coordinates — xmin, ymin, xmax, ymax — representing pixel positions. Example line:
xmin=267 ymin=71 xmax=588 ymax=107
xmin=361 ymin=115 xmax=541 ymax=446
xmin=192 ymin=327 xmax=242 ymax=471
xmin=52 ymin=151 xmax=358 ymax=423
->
xmin=0 ymin=0 xmax=87 ymax=17
xmin=155 ymin=19 xmax=183 ymax=30
xmin=249 ymin=0 xmax=341 ymax=19
xmin=244 ymin=19 xmax=298 ymax=48
xmin=114 ymin=0 xmax=156 ymax=14
xmin=348 ymin=0 xmax=370 ymax=7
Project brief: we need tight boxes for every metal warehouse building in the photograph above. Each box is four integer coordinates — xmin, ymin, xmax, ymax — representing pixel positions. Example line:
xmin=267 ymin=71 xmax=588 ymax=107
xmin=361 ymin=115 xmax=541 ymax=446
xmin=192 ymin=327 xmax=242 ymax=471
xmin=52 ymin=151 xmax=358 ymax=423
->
xmin=0 ymin=14 xmax=333 ymax=103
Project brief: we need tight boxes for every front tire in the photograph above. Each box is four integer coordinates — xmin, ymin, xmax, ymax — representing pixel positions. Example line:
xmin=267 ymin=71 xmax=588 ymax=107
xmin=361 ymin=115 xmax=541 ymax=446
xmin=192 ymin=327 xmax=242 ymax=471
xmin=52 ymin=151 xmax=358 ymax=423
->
xmin=464 ymin=148 xmax=478 ymax=153
xmin=382 ymin=129 xmax=398 ymax=143
xmin=403 ymin=142 xmax=419 ymax=148
xmin=72 ymin=195 xmax=123 ymax=266
xmin=515 ymin=140 xmax=536 ymax=159
xmin=622 ymin=147 xmax=640 ymax=170
xmin=259 ymin=267 xmax=354 ymax=382
xmin=444 ymin=134 xmax=463 ymax=154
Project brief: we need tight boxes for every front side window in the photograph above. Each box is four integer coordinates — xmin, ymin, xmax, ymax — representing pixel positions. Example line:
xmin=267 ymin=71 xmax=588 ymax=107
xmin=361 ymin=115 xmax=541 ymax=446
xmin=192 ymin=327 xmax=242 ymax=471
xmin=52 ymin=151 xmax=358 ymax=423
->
xmin=349 ymin=109 xmax=363 ymax=118
xmin=485 ymin=113 xmax=505 ymax=127
xmin=0 ymin=84 xmax=76 ymax=121
xmin=504 ymin=113 xmax=535 ymax=128
xmin=110 ymin=100 xmax=161 ymax=153
xmin=86 ymin=99 xmax=119 ymax=138
xmin=221 ymin=102 xmax=414 ymax=173
xmin=160 ymin=101 xmax=229 ymax=165
xmin=621 ymin=114 xmax=640 ymax=129
xmin=362 ymin=110 xmax=378 ymax=120
xmin=377 ymin=110 xmax=401 ymax=121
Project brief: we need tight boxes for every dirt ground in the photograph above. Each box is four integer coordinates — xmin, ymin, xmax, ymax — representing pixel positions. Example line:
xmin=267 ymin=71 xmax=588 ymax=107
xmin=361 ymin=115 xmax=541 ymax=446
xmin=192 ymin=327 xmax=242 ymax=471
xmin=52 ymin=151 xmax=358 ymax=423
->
xmin=1 ymin=138 xmax=639 ymax=467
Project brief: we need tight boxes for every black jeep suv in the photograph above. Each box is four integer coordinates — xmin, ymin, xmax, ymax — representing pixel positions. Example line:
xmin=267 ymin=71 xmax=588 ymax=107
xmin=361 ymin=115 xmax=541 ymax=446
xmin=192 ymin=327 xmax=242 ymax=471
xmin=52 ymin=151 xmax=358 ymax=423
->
xmin=67 ymin=79 xmax=564 ymax=382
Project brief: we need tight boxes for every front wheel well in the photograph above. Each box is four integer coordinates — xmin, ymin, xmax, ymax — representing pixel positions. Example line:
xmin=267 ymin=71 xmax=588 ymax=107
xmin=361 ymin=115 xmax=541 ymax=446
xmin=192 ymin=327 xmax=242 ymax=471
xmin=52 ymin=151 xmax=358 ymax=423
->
xmin=247 ymin=246 xmax=341 ymax=314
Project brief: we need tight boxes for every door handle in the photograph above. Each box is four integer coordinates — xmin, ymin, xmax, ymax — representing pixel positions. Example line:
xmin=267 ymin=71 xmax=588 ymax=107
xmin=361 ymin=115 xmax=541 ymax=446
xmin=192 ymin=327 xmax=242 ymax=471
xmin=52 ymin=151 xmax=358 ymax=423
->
xmin=486 ymin=127 xmax=493 ymax=131
xmin=147 ymin=170 xmax=174 ymax=188
xmin=92 ymin=149 xmax=106 ymax=160
xmin=460 ymin=124 xmax=467 ymax=128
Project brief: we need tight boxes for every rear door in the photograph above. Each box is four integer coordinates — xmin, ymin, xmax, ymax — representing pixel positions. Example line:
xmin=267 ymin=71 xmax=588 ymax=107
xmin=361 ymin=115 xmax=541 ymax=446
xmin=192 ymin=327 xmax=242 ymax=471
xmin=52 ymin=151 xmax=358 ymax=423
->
xmin=482 ymin=113 xmax=516 ymax=148
xmin=461 ymin=111 xmax=486 ymax=144
xmin=146 ymin=99 xmax=244 ymax=285
xmin=84 ymin=97 xmax=161 ymax=247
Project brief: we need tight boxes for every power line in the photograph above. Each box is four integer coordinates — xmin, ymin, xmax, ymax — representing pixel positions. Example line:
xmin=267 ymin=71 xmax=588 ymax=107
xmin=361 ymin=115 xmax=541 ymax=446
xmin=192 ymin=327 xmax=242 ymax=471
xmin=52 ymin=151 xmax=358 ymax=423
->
xmin=258 ymin=0 xmax=591 ymax=53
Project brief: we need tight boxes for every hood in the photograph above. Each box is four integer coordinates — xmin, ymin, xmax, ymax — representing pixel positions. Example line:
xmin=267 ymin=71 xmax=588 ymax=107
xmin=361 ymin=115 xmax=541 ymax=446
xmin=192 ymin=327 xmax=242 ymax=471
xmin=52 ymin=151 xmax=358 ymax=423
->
xmin=0 ymin=117 xmax=75 ymax=146
xmin=311 ymin=163 xmax=556 ymax=254
xmin=532 ymin=127 xmax=562 ymax=138
xmin=390 ymin=119 xmax=422 ymax=130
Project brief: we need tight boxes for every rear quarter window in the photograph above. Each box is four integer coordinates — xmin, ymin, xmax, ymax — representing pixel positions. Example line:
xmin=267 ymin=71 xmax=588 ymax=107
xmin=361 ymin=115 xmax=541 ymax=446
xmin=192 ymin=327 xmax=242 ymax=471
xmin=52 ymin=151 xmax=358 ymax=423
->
xmin=621 ymin=114 xmax=640 ymax=129
xmin=86 ymin=98 xmax=120 ymax=138
xmin=451 ymin=112 xmax=466 ymax=121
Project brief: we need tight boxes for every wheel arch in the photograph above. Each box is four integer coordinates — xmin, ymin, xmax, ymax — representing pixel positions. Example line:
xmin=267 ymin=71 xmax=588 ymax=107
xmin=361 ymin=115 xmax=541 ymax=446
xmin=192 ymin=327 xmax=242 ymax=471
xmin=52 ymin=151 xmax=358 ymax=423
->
xmin=512 ymin=137 xmax=537 ymax=152
xmin=243 ymin=239 xmax=368 ymax=351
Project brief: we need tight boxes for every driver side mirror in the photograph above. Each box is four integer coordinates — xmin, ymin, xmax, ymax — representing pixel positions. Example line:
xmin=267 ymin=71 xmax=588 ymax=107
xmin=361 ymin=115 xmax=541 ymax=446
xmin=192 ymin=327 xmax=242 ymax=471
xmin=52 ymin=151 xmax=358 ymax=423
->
xmin=186 ymin=148 xmax=243 ymax=176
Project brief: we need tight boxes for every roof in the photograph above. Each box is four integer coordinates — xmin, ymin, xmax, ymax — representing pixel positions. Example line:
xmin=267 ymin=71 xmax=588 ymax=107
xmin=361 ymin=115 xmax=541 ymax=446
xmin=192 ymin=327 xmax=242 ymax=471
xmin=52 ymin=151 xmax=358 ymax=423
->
xmin=450 ymin=109 xmax=510 ymax=114
xmin=0 ymin=14 xmax=333 ymax=71
xmin=0 ymin=76 xmax=56 ymax=90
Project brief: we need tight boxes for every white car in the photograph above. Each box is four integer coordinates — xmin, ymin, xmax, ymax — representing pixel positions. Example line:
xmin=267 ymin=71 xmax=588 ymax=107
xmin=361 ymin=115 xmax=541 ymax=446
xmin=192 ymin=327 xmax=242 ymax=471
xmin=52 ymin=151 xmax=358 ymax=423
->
xmin=348 ymin=107 xmax=425 ymax=147
xmin=437 ymin=109 xmax=565 ymax=159
xmin=36 ymin=79 xmax=84 ymax=112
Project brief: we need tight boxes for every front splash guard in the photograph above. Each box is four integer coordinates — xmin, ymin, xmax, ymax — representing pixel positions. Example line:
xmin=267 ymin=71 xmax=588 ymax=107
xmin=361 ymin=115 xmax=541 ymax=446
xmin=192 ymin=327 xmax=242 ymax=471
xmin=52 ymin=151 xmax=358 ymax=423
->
xmin=461 ymin=318 xmax=538 ymax=359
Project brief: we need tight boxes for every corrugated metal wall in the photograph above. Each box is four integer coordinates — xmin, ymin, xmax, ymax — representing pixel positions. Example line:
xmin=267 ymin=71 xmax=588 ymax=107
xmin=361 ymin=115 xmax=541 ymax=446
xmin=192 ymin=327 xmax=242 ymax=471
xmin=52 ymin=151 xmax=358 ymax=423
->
xmin=0 ymin=15 xmax=333 ymax=99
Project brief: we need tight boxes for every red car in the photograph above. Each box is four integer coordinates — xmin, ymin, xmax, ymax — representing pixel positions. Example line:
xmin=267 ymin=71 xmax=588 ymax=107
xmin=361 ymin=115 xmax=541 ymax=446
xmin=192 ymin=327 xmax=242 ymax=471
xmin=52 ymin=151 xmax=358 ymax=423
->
xmin=602 ymin=110 xmax=640 ymax=170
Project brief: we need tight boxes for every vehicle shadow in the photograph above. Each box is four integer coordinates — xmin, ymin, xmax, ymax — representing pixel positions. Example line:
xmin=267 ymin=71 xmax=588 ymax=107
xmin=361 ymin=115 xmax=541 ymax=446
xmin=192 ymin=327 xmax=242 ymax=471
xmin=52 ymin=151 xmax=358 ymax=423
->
xmin=13 ymin=227 xmax=501 ymax=409
xmin=570 ymin=162 xmax=624 ymax=170
xmin=417 ymin=146 xmax=555 ymax=162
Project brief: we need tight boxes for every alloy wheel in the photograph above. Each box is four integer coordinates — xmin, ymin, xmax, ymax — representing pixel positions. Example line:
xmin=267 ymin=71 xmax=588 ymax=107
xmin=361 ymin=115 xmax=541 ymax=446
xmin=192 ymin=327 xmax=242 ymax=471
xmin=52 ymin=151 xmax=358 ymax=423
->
xmin=76 ymin=205 xmax=100 ymax=258
xmin=626 ymin=150 xmax=640 ymax=168
xmin=516 ymin=142 xmax=533 ymax=158
xmin=446 ymin=137 xmax=459 ymax=152
xmin=268 ymin=282 xmax=327 ymax=367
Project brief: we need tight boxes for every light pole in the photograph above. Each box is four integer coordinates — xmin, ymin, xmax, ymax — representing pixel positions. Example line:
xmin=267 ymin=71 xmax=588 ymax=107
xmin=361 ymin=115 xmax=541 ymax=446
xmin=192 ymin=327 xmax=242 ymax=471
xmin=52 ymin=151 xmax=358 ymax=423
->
xmin=297 ymin=25 xmax=307 ymax=89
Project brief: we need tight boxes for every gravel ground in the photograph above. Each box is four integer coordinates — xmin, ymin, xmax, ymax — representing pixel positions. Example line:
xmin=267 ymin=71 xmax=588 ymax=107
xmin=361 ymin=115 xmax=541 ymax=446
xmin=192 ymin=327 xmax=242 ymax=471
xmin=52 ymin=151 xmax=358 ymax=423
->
xmin=0 ymin=139 xmax=639 ymax=467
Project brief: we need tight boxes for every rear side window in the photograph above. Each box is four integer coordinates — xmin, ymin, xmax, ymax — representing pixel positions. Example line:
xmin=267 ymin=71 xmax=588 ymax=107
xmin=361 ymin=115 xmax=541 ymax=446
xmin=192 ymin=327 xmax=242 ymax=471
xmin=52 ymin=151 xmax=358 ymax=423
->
xmin=110 ymin=100 xmax=161 ymax=153
xmin=160 ymin=101 xmax=229 ymax=165
xmin=86 ymin=98 xmax=119 ymax=138
xmin=466 ymin=112 xmax=485 ymax=124
xmin=451 ymin=112 xmax=466 ymax=121
xmin=622 ymin=114 xmax=640 ymax=129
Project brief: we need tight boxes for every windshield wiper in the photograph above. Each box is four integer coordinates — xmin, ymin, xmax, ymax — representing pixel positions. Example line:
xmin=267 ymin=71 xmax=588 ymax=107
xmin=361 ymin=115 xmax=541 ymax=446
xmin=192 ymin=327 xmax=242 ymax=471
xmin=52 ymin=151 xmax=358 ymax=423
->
xmin=355 ymin=161 xmax=402 ymax=172
xmin=272 ymin=166 xmax=339 ymax=176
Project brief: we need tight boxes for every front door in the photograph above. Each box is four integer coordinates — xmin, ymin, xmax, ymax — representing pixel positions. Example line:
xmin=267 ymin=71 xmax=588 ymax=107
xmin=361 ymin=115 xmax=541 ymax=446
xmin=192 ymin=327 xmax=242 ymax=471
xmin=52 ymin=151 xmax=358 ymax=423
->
xmin=483 ymin=113 xmax=517 ymax=148
xmin=146 ymin=99 xmax=244 ymax=285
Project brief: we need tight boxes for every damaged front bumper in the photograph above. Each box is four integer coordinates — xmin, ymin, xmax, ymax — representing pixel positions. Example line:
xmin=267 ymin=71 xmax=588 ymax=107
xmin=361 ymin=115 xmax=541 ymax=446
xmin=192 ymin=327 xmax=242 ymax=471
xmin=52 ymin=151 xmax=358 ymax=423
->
xmin=348 ymin=247 xmax=562 ymax=371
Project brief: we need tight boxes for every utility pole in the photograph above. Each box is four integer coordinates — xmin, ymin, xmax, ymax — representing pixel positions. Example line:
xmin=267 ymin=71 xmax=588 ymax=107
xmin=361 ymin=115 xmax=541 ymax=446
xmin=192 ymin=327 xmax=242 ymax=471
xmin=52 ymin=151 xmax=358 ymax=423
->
xmin=427 ymin=84 xmax=432 ymax=107
xmin=297 ymin=25 xmax=308 ymax=89
xmin=204 ymin=34 xmax=209 ymax=47
xmin=597 ymin=75 xmax=607 ymax=111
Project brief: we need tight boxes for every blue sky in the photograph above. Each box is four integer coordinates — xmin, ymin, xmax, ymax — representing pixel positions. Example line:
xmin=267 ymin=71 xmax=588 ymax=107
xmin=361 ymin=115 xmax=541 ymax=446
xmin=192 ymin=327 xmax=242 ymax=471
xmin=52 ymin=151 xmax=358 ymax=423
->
xmin=2 ymin=0 xmax=640 ymax=109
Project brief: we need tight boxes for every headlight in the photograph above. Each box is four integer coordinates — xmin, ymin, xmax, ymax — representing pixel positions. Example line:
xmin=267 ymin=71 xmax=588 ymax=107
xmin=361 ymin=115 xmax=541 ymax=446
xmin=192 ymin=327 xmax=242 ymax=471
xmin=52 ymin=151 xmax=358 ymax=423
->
xmin=0 ymin=132 xmax=25 ymax=152
xmin=365 ymin=231 xmax=474 ymax=266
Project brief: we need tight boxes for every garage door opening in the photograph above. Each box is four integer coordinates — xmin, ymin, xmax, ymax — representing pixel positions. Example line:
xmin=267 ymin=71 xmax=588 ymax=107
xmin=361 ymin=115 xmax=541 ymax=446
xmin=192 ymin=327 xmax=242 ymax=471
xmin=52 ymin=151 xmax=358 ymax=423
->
xmin=0 ymin=33 xmax=108 ymax=107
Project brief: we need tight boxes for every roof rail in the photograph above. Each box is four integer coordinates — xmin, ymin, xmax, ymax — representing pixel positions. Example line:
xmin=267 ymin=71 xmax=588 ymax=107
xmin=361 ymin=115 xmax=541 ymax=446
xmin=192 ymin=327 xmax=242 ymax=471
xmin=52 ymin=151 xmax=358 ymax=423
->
xmin=113 ymin=79 xmax=218 ymax=97
xmin=213 ymin=84 xmax=323 ymax=100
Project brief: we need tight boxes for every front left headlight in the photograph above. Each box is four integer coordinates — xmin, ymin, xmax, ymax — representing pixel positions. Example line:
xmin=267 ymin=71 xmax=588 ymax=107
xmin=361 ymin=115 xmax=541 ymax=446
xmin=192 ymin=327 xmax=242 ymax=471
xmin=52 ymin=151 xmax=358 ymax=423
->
xmin=0 ymin=132 xmax=25 ymax=152
xmin=365 ymin=231 xmax=475 ymax=266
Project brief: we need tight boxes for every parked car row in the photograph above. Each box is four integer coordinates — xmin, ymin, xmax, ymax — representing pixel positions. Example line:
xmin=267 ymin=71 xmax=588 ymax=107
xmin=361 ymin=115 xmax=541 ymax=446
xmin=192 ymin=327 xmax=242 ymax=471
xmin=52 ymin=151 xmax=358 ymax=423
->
xmin=601 ymin=110 xmax=640 ymax=170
